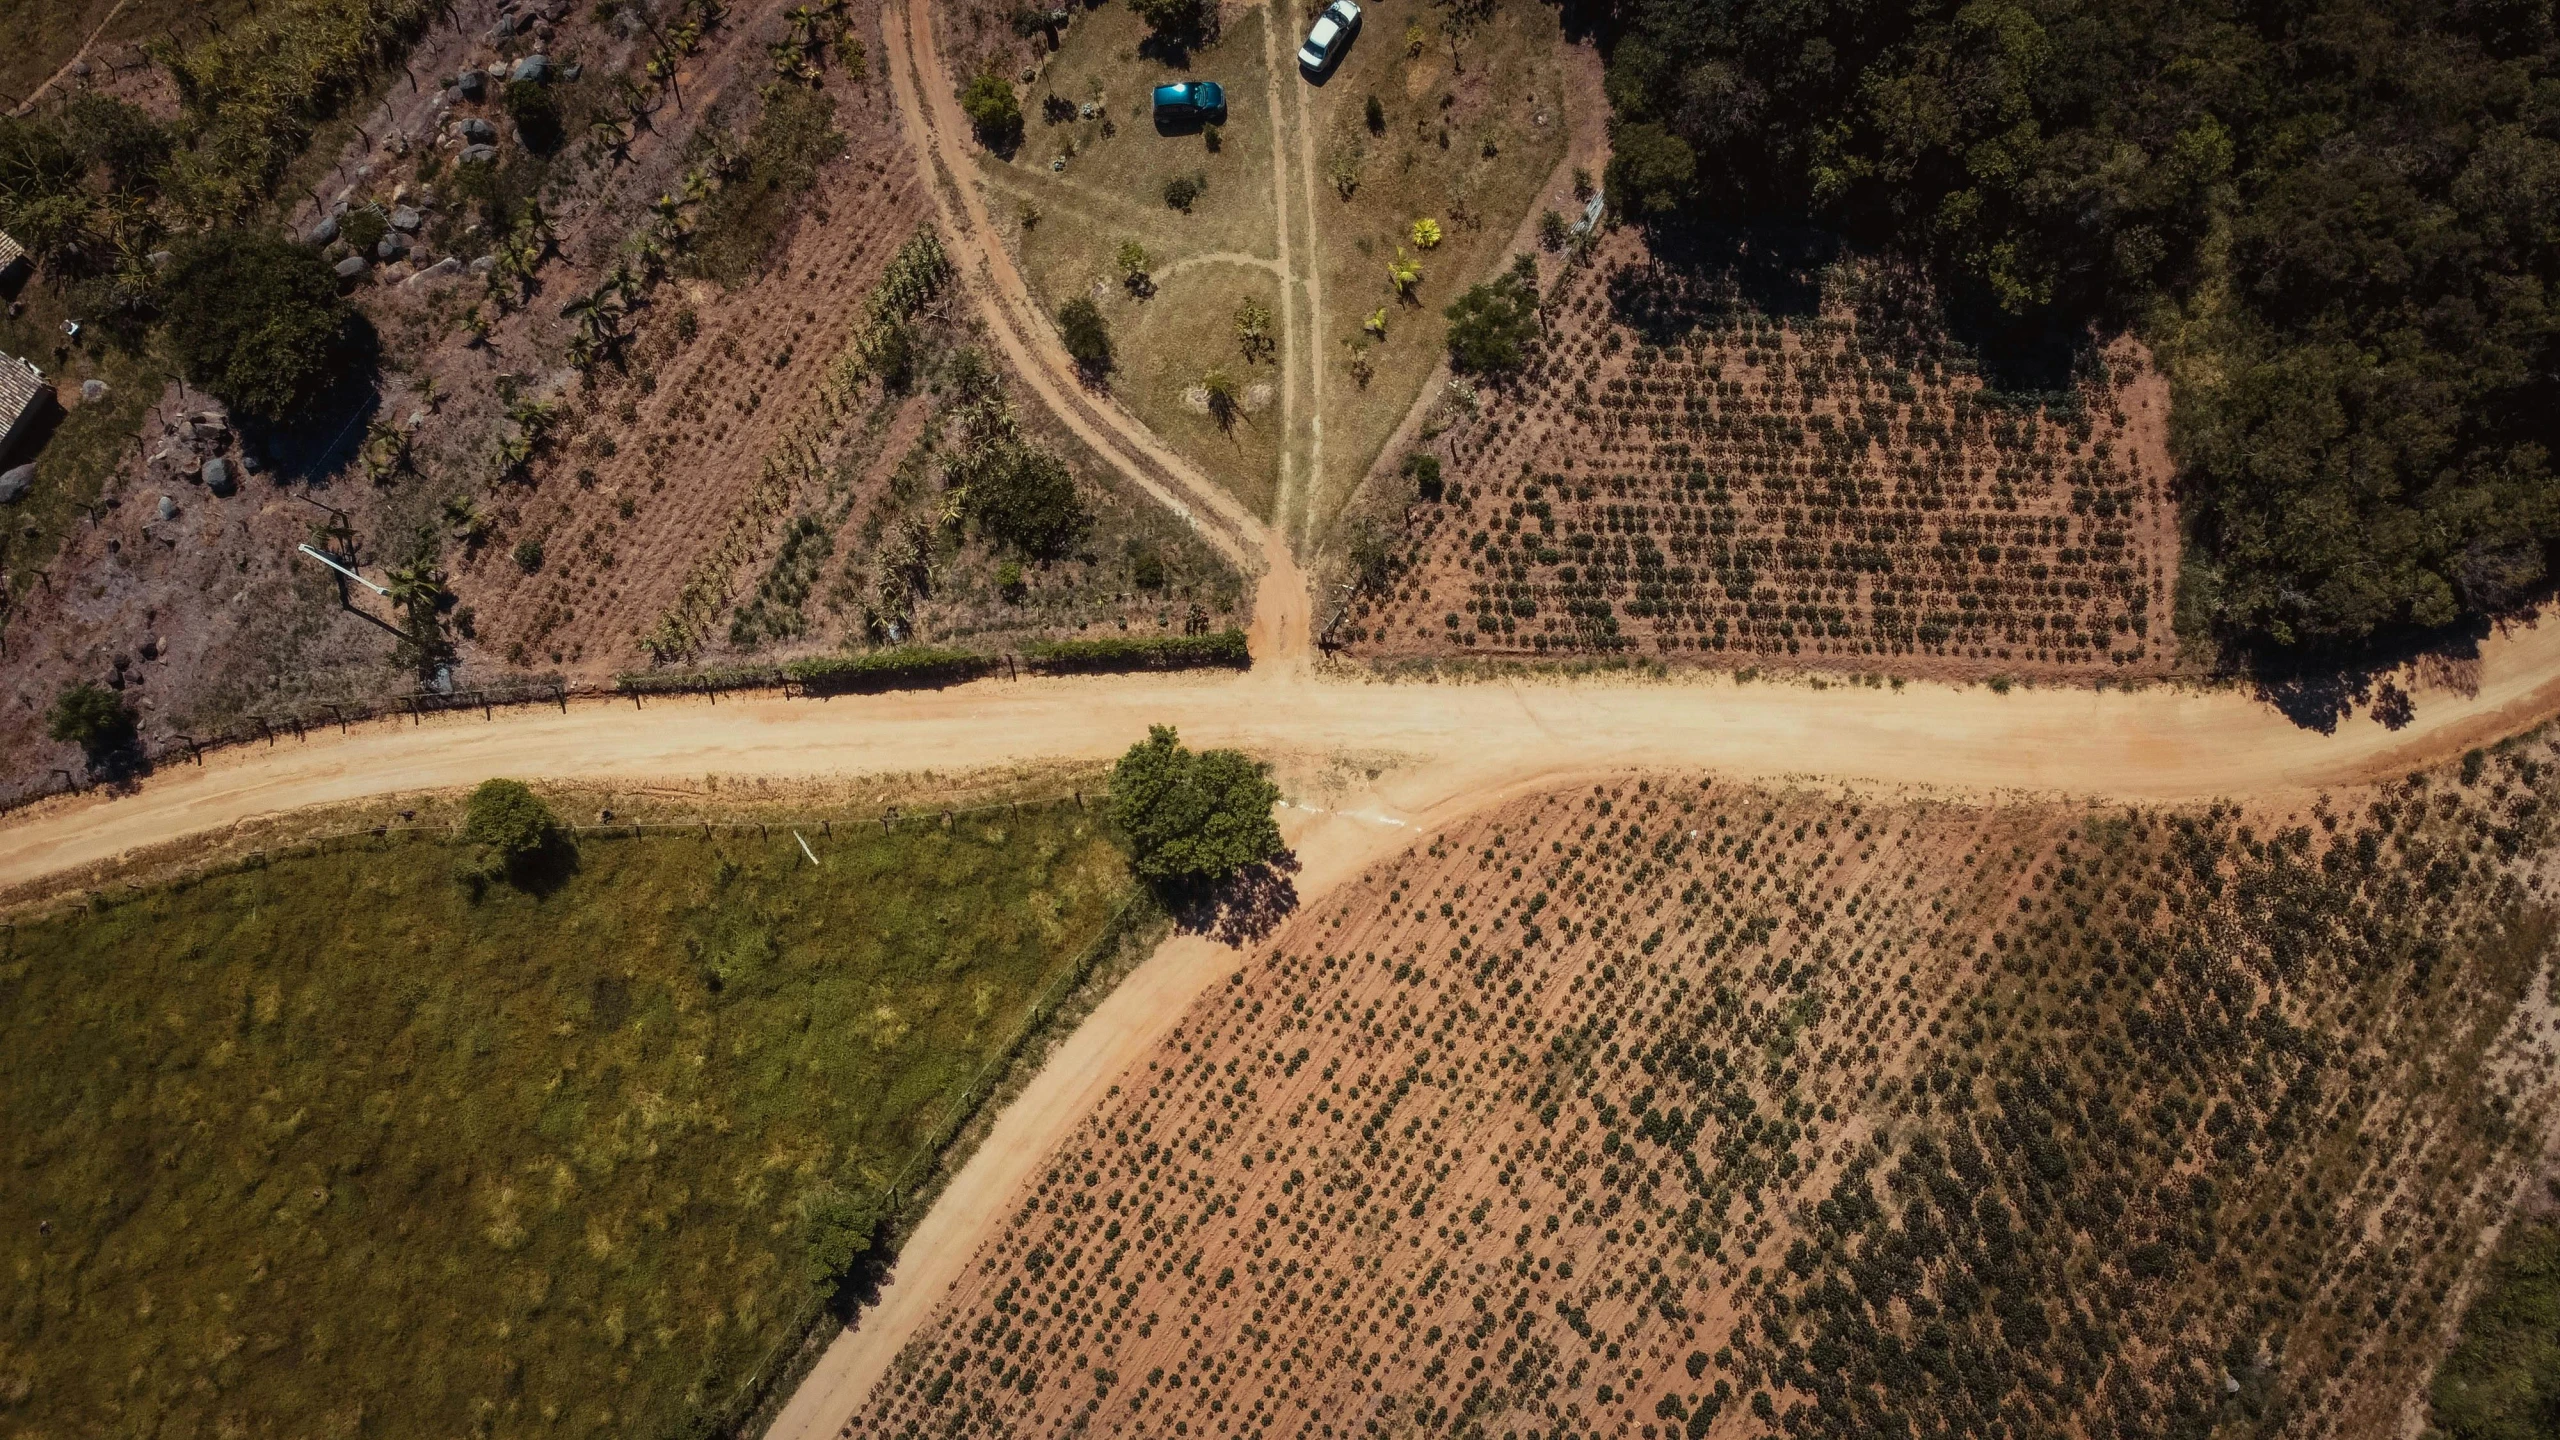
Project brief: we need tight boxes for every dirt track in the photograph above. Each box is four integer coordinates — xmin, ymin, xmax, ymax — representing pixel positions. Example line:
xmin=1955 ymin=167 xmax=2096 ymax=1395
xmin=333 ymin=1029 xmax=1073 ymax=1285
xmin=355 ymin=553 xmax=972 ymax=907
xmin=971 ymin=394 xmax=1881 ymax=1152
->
xmin=884 ymin=0 xmax=1312 ymax=664
xmin=13 ymin=613 xmax=2560 ymax=891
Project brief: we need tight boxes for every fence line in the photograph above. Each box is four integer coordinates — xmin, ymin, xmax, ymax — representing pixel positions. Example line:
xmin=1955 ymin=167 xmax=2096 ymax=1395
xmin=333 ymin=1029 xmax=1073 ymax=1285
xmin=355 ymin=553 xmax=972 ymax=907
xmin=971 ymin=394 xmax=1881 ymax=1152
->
xmin=4 ymin=628 xmax=1246 ymax=818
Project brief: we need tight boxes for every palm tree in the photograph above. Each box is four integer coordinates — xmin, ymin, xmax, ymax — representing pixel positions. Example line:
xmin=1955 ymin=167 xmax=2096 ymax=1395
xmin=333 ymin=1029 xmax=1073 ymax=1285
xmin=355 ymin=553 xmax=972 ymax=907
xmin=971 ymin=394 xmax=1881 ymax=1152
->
xmin=1387 ymin=248 xmax=1423 ymax=303
xmin=385 ymin=560 xmax=447 ymax=646
xmin=360 ymin=416 xmax=411 ymax=483
xmin=1202 ymin=366 xmax=1240 ymax=430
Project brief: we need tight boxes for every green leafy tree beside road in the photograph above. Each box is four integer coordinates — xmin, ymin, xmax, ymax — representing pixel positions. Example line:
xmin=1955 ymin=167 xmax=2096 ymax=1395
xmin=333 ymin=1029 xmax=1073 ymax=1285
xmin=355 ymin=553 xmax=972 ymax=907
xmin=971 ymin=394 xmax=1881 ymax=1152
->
xmin=462 ymin=778 xmax=569 ymax=889
xmin=1108 ymin=726 xmax=1282 ymax=885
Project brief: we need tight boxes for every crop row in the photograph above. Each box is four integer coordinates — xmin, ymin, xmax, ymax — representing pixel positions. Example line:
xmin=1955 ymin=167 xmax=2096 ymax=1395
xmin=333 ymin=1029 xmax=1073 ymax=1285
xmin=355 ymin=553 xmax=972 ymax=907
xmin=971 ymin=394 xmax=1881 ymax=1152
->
xmin=849 ymin=742 xmax=2560 ymax=1440
xmin=1344 ymin=240 xmax=2170 ymax=677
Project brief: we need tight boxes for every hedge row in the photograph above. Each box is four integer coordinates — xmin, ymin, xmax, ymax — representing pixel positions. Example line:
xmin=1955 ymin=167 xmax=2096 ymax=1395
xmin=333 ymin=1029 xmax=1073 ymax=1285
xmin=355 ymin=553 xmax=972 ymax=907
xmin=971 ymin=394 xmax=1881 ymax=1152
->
xmin=613 ymin=631 xmax=1250 ymax=696
xmin=613 ymin=666 xmax=784 ymax=695
xmin=783 ymin=646 xmax=1000 ymax=694
xmin=1022 ymin=629 xmax=1251 ymax=673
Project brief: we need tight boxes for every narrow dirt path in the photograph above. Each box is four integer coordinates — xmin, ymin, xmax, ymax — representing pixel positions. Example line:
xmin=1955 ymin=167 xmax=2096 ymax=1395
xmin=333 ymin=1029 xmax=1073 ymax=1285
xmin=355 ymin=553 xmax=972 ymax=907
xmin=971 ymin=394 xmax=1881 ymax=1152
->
xmin=9 ymin=0 xmax=125 ymax=117
xmin=887 ymin=0 xmax=1313 ymax=665
xmin=1262 ymin=4 xmax=1309 ymax=554
xmin=1283 ymin=15 xmax=1331 ymax=554
xmin=1157 ymin=250 xmax=1288 ymax=284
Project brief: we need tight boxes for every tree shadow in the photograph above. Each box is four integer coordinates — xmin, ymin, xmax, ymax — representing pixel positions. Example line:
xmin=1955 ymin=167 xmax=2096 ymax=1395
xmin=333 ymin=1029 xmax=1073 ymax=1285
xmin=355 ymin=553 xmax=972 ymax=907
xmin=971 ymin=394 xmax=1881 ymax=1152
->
xmin=1167 ymin=849 xmax=1301 ymax=946
xmin=1606 ymin=216 xmax=1835 ymax=341
xmin=2243 ymin=614 xmax=2498 ymax=734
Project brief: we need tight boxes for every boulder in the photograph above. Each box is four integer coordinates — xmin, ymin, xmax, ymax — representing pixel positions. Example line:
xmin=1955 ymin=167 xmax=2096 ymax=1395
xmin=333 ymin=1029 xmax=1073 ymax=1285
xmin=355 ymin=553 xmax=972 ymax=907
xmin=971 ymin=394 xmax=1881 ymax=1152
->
xmin=376 ymin=233 xmax=410 ymax=261
xmin=405 ymin=256 xmax=464 ymax=287
xmin=335 ymin=254 xmax=373 ymax=280
xmin=455 ymin=68 xmax=486 ymax=99
xmin=509 ymin=53 xmax=551 ymax=84
xmin=468 ymin=254 xmax=498 ymax=276
xmin=457 ymin=116 xmax=497 ymax=145
xmin=80 ymin=378 xmax=107 ymax=403
xmin=157 ymin=494 xmax=178 ymax=520
xmin=390 ymin=205 xmax=424 ymax=233
xmin=306 ymin=214 xmax=341 ymax=246
xmin=240 ymin=453 xmax=261 ymax=474
xmin=459 ymin=143 xmax=498 ymax=165
xmin=202 ymin=458 xmax=233 ymax=495
xmin=0 ymin=464 xmax=33 ymax=504
xmin=561 ymin=63 xmax=582 ymax=82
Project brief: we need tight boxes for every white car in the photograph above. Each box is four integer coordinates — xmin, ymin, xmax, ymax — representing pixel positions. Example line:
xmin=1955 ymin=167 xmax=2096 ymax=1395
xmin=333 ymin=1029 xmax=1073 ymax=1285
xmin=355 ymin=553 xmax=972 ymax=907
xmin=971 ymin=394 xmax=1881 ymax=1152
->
xmin=1298 ymin=0 xmax=1360 ymax=74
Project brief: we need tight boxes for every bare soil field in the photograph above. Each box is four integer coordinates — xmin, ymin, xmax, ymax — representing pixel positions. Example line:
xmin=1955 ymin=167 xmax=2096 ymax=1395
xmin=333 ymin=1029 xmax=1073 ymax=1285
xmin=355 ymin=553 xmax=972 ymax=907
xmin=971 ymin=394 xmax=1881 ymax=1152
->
xmin=833 ymin=754 xmax=2560 ymax=1440
xmin=0 ymin=0 xmax=1243 ymax=804
xmin=1332 ymin=228 xmax=2180 ymax=687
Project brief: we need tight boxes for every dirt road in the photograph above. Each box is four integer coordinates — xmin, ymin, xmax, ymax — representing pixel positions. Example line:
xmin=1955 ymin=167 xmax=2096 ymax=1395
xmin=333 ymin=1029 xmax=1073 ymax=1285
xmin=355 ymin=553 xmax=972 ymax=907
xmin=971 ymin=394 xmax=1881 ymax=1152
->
xmin=14 ymin=612 xmax=2560 ymax=891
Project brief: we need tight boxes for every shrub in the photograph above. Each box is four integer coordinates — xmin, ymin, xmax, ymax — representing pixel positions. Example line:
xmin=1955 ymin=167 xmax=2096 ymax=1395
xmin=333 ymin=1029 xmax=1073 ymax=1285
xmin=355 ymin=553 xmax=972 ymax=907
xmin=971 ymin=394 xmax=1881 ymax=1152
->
xmin=48 ymin=682 xmax=137 ymax=760
xmin=784 ymin=647 xmax=999 ymax=693
xmin=1539 ymin=208 xmax=1569 ymax=250
xmin=1402 ymin=451 xmax=1444 ymax=501
xmin=514 ymin=538 xmax=545 ymax=572
xmin=1107 ymin=725 xmax=1283 ymax=884
xmin=1164 ymin=172 xmax=1206 ymax=211
xmin=1444 ymin=265 xmax=1539 ymax=374
xmin=959 ymin=71 xmax=1022 ymax=149
xmin=965 ymin=440 xmax=1092 ymax=558
xmin=341 ymin=205 xmax=388 ymax=254
xmin=1059 ymin=296 xmax=1113 ymax=375
xmin=160 ymin=231 xmax=355 ymax=422
xmin=503 ymin=78 xmax=563 ymax=151
xmin=997 ymin=560 xmax=1027 ymax=601
xmin=1410 ymin=217 xmax=1443 ymax=250
xmin=1025 ymin=630 xmax=1248 ymax=673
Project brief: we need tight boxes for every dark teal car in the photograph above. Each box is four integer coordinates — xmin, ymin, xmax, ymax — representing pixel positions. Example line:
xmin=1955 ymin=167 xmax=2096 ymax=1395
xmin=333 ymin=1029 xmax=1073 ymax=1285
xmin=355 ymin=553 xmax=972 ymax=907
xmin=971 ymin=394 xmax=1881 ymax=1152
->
xmin=1151 ymin=80 xmax=1226 ymax=123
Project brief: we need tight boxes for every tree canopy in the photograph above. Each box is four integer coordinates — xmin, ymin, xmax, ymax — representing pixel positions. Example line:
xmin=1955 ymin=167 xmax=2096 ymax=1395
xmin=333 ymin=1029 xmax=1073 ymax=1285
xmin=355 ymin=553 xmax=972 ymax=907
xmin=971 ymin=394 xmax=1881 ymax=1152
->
xmin=1444 ymin=259 xmax=1541 ymax=374
xmin=959 ymin=71 xmax=1022 ymax=150
xmin=161 ymin=232 xmax=354 ymax=423
xmin=1108 ymin=726 xmax=1283 ymax=885
xmin=1603 ymin=0 xmax=2560 ymax=651
xmin=462 ymin=778 xmax=566 ymax=886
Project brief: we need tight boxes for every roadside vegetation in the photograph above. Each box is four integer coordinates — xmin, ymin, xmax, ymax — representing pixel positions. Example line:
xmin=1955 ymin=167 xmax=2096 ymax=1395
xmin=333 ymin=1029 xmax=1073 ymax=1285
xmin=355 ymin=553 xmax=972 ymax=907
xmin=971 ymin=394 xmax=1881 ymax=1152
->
xmin=2432 ymin=1209 xmax=2560 ymax=1440
xmin=1601 ymin=0 xmax=2560 ymax=656
xmin=0 ymin=790 xmax=1135 ymax=1440
xmin=852 ymin=741 xmax=2560 ymax=1440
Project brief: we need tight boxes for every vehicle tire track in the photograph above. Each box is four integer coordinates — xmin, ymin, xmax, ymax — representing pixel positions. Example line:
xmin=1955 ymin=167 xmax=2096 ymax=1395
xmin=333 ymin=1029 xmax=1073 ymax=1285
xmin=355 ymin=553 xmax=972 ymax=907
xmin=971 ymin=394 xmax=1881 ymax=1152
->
xmin=886 ymin=0 xmax=1312 ymax=665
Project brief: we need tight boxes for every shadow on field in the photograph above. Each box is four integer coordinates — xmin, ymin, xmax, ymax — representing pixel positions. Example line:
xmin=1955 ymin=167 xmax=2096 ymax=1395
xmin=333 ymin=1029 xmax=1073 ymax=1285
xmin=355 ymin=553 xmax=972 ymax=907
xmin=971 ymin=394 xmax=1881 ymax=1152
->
xmin=1168 ymin=849 xmax=1301 ymax=946
xmin=2246 ymin=615 xmax=2501 ymax=735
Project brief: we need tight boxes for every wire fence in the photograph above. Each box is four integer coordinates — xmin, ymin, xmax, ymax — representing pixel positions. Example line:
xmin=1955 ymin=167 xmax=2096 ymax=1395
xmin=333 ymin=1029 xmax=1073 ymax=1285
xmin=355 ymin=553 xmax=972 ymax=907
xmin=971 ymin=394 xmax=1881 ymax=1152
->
xmin=6 ymin=630 xmax=1252 ymax=819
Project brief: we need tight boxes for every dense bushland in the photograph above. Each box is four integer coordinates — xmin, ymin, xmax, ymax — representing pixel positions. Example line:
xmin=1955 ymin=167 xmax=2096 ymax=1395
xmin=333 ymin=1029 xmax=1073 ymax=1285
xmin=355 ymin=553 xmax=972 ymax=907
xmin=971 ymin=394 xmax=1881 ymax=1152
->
xmin=1602 ymin=0 xmax=2560 ymax=651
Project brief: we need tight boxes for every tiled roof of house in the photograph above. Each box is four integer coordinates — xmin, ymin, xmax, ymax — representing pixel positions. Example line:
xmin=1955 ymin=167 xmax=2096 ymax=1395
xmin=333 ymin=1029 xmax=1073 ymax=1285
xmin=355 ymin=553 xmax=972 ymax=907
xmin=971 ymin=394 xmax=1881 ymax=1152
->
xmin=0 ymin=230 xmax=24 ymax=270
xmin=0 ymin=353 xmax=44 ymax=432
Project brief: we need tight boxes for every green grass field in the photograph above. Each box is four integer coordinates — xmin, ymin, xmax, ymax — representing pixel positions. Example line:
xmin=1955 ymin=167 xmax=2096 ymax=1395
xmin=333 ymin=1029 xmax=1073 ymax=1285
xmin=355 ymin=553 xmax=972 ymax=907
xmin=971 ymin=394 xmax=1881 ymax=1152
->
xmin=2431 ymin=1209 xmax=2560 ymax=1440
xmin=0 ymin=807 xmax=1132 ymax=1439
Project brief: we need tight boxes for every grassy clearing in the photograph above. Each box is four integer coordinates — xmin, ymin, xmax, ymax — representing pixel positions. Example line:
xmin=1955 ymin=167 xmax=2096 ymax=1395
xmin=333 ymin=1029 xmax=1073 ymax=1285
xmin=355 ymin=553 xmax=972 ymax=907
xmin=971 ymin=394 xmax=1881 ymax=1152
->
xmin=1285 ymin=0 xmax=1566 ymax=538
xmin=2431 ymin=1209 xmax=2560 ymax=1440
xmin=989 ymin=3 xmax=1284 ymax=517
xmin=0 ymin=805 xmax=1132 ymax=1440
xmin=0 ymin=288 xmax=164 ymax=593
